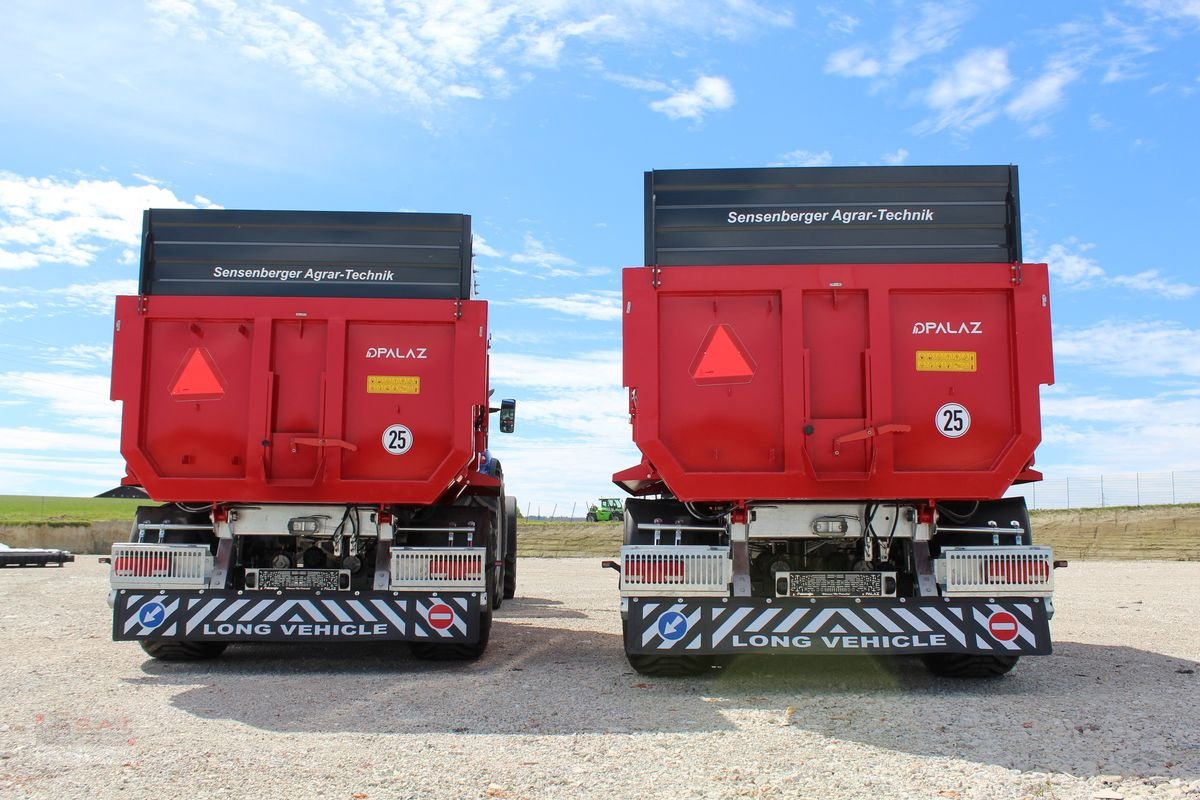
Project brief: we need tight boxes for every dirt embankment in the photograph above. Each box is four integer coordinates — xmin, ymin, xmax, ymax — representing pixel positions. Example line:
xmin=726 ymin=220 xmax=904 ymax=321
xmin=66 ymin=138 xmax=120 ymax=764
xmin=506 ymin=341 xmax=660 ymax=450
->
xmin=0 ymin=521 xmax=130 ymax=554
xmin=3 ymin=506 xmax=1198 ymax=560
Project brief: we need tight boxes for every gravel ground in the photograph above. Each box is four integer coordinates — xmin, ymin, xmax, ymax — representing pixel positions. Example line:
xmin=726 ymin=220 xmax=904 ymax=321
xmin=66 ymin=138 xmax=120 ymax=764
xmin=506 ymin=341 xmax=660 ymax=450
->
xmin=1 ymin=558 xmax=1197 ymax=800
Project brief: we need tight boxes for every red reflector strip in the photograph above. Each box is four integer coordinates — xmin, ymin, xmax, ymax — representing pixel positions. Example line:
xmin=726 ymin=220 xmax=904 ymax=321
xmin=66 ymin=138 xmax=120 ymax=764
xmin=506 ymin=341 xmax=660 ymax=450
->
xmin=985 ymin=560 xmax=1050 ymax=584
xmin=428 ymin=559 xmax=481 ymax=580
xmin=112 ymin=555 xmax=172 ymax=577
xmin=624 ymin=559 xmax=686 ymax=584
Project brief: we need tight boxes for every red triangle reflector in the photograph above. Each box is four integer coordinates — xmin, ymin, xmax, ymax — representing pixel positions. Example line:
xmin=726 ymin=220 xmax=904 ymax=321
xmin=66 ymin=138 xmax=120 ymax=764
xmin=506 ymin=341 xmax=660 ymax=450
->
xmin=170 ymin=348 xmax=225 ymax=400
xmin=690 ymin=324 xmax=755 ymax=385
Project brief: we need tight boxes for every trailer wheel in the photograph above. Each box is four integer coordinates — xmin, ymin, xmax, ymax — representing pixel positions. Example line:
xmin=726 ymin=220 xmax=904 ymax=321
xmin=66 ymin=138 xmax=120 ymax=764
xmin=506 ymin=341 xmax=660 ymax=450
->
xmin=139 ymin=640 xmax=228 ymax=661
xmin=921 ymin=653 xmax=1019 ymax=678
xmin=503 ymin=496 xmax=517 ymax=600
xmin=410 ymin=612 xmax=492 ymax=661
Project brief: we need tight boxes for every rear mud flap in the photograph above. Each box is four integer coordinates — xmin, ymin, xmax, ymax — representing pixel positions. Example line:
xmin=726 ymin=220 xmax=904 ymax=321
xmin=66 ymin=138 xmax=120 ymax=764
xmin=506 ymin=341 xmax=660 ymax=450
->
xmin=626 ymin=597 xmax=1051 ymax=656
xmin=113 ymin=591 xmax=482 ymax=643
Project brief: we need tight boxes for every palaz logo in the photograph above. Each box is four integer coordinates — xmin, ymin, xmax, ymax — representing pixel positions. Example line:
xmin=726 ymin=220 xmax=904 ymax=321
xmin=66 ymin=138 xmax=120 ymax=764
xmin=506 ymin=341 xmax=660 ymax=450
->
xmin=365 ymin=347 xmax=428 ymax=359
xmin=911 ymin=321 xmax=983 ymax=335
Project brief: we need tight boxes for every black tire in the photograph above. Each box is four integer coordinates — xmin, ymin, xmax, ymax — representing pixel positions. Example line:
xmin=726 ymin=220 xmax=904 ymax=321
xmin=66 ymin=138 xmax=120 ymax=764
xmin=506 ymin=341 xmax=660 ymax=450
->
xmin=626 ymin=652 xmax=718 ymax=676
xmin=921 ymin=653 xmax=1019 ymax=678
xmin=410 ymin=612 xmax=492 ymax=661
xmin=490 ymin=519 xmax=504 ymax=611
xmin=621 ymin=620 xmax=719 ymax=676
xmin=613 ymin=512 xmax=624 ymax=522
xmin=503 ymin=496 xmax=517 ymax=600
xmin=585 ymin=512 xmax=597 ymax=522
xmin=140 ymin=640 xmax=228 ymax=661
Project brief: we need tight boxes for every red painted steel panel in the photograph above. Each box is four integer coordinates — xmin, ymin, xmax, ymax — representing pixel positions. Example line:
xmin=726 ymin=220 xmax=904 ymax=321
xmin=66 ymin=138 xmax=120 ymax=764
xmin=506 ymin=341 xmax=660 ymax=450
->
xmin=112 ymin=295 xmax=489 ymax=504
xmin=617 ymin=263 xmax=1053 ymax=502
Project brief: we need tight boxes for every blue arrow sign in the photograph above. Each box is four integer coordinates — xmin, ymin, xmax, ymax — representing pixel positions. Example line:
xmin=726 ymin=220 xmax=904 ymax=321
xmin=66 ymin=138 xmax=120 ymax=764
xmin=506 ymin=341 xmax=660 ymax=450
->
xmin=656 ymin=610 xmax=689 ymax=641
xmin=137 ymin=600 xmax=167 ymax=630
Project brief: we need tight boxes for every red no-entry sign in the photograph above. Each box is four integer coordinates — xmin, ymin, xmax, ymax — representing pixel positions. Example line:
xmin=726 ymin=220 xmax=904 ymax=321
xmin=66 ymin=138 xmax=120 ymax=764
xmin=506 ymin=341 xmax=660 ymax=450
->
xmin=987 ymin=611 xmax=1019 ymax=642
xmin=427 ymin=603 xmax=456 ymax=630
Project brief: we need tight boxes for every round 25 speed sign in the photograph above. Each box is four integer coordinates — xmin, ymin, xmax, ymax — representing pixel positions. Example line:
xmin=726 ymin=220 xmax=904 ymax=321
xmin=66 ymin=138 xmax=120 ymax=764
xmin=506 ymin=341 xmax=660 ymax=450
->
xmin=935 ymin=403 xmax=971 ymax=439
xmin=382 ymin=424 xmax=413 ymax=455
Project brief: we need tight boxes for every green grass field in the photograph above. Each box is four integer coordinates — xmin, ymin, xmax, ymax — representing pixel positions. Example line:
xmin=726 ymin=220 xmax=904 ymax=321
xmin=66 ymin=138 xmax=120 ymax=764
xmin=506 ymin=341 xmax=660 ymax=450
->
xmin=2 ymin=495 xmax=1197 ymax=559
xmin=0 ymin=495 xmax=149 ymax=526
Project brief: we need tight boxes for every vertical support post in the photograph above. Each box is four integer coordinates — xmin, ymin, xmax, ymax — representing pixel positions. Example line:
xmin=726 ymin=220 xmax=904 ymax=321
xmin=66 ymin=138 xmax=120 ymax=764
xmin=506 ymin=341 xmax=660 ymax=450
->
xmin=910 ymin=540 xmax=937 ymax=597
xmin=210 ymin=537 xmax=234 ymax=590
xmin=729 ymin=507 xmax=751 ymax=597
xmin=373 ymin=518 xmax=394 ymax=591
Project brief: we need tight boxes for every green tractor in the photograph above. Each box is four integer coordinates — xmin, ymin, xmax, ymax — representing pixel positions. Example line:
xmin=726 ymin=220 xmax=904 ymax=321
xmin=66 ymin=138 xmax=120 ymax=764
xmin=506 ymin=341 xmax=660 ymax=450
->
xmin=585 ymin=498 xmax=625 ymax=522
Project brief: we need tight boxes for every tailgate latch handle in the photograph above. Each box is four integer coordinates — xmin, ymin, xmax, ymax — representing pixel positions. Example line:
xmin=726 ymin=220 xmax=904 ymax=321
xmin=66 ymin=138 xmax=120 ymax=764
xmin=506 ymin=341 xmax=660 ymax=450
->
xmin=833 ymin=424 xmax=911 ymax=454
xmin=290 ymin=437 xmax=359 ymax=453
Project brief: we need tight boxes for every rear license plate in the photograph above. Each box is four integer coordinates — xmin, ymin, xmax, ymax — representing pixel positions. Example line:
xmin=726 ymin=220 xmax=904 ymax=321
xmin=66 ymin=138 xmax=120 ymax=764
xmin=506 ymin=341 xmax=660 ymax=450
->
xmin=245 ymin=568 xmax=350 ymax=591
xmin=776 ymin=571 xmax=897 ymax=597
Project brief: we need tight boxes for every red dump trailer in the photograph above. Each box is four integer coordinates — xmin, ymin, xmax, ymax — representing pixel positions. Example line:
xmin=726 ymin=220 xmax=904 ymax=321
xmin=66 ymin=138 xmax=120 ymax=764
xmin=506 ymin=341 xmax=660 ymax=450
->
xmin=108 ymin=209 xmax=517 ymax=660
xmin=611 ymin=166 xmax=1059 ymax=677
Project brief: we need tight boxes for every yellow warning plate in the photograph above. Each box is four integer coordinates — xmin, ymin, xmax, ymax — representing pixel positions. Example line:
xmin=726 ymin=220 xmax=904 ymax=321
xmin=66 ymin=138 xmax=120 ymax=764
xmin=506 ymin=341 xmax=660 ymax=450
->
xmin=367 ymin=376 xmax=421 ymax=394
xmin=916 ymin=351 xmax=977 ymax=373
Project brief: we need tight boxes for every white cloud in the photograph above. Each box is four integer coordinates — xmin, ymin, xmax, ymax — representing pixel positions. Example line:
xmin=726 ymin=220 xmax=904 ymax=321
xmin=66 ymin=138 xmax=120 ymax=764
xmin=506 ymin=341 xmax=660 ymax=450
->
xmin=1005 ymin=58 xmax=1082 ymax=122
xmin=770 ymin=149 xmax=833 ymax=168
xmin=825 ymin=46 xmax=881 ymax=78
xmin=1036 ymin=385 xmax=1200 ymax=476
xmin=648 ymin=75 xmax=736 ymax=121
xmin=818 ymin=5 xmax=860 ymax=36
xmin=1053 ymin=321 xmax=1200 ymax=378
xmin=487 ymin=348 xmax=640 ymax=509
xmin=1128 ymin=0 xmax=1200 ymax=24
xmin=472 ymin=233 xmax=503 ymax=259
xmin=825 ymin=1 xmax=968 ymax=80
xmin=0 ymin=172 xmax=203 ymax=271
xmin=491 ymin=350 xmax=622 ymax=391
xmin=1036 ymin=239 xmax=1199 ymax=297
xmin=1039 ymin=240 xmax=1105 ymax=287
xmin=148 ymin=1 xmax=788 ymax=108
xmin=509 ymin=233 xmax=580 ymax=277
xmin=882 ymin=147 xmax=910 ymax=165
xmin=44 ymin=344 xmax=114 ymax=370
xmin=1110 ymin=270 xmax=1199 ymax=299
xmin=1 ymin=372 xmax=120 ymax=434
xmin=922 ymin=47 xmax=1013 ymax=132
xmin=886 ymin=1 xmax=970 ymax=74
xmin=514 ymin=292 xmax=622 ymax=321
xmin=0 ymin=451 xmax=129 ymax=497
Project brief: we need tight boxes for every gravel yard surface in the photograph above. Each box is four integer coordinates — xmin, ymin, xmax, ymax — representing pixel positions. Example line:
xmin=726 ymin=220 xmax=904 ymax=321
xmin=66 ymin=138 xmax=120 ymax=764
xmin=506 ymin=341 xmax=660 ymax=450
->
xmin=1 ymin=558 xmax=1197 ymax=800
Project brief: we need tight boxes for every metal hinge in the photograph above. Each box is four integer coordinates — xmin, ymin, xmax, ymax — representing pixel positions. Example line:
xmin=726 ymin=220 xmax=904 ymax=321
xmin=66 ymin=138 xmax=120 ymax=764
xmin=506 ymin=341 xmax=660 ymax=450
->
xmin=1010 ymin=263 xmax=1023 ymax=285
xmin=651 ymin=264 xmax=662 ymax=288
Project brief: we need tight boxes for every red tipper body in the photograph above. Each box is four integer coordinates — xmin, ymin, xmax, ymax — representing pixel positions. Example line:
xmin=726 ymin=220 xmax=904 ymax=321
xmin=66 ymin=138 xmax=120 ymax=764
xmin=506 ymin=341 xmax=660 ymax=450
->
xmin=616 ymin=166 xmax=1054 ymax=503
xmin=618 ymin=261 xmax=1052 ymax=501
xmin=111 ymin=294 xmax=490 ymax=505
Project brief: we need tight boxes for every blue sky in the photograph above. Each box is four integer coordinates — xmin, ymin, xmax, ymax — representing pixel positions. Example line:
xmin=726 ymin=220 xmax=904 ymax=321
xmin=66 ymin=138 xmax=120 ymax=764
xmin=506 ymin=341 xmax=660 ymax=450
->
xmin=1 ymin=0 xmax=1198 ymax=514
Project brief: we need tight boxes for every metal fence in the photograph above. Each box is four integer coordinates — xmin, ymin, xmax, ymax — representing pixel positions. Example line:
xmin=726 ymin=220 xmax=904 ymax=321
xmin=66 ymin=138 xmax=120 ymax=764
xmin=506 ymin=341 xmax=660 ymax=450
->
xmin=521 ymin=471 xmax=1200 ymax=518
xmin=1005 ymin=470 xmax=1200 ymax=510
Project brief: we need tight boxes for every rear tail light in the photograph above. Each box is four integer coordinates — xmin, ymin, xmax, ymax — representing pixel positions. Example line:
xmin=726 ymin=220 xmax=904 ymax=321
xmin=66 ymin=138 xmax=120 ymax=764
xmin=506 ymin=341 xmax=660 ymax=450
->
xmin=624 ymin=558 xmax=685 ymax=584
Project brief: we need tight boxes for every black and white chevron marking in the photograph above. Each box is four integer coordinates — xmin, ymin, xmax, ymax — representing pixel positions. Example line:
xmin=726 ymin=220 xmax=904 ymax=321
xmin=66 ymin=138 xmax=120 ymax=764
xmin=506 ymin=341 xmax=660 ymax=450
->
xmin=113 ymin=591 xmax=480 ymax=642
xmin=626 ymin=597 xmax=1051 ymax=655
